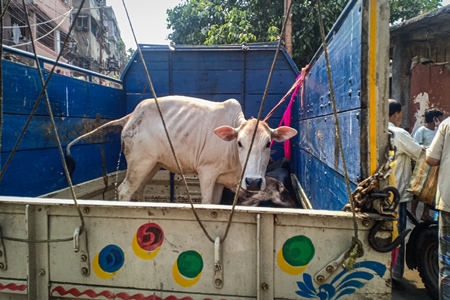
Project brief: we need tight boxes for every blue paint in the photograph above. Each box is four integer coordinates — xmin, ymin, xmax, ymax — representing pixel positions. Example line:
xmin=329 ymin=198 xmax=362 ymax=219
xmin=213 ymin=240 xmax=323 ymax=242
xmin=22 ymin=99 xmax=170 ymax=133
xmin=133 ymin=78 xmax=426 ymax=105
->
xmin=293 ymin=0 xmax=364 ymax=210
xmin=295 ymin=261 xmax=386 ymax=299
xmin=98 ymin=244 xmax=125 ymax=273
xmin=122 ymin=43 xmax=299 ymax=165
xmin=0 ymin=57 xmax=127 ymax=197
xmin=1 ymin=42 xmax=298 ymax=197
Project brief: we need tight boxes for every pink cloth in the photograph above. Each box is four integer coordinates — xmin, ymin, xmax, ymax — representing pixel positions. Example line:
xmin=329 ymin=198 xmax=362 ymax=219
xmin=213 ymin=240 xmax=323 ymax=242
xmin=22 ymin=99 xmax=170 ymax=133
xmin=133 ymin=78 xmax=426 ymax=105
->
xmin=272 ymin=73 xmax=304 ymax=159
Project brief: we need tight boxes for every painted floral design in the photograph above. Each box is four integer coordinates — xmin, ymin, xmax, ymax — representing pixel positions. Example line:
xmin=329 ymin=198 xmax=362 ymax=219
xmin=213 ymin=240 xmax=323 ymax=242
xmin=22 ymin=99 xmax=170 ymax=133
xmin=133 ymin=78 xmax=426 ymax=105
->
xmin=295 ymin=261 xmax=386 ymax=299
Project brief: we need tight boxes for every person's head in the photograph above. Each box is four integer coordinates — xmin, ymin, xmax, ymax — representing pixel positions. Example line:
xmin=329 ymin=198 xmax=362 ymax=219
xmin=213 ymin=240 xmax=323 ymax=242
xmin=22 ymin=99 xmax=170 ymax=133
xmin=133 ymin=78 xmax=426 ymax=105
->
xmin=424 ymin=108 xmax=443 ymax=125
xmin=389 ymin=99 xmax=402 ymax=127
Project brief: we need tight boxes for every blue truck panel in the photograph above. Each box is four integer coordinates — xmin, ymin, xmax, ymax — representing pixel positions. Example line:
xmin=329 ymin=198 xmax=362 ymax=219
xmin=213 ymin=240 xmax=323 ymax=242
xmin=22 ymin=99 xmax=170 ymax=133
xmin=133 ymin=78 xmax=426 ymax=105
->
xmin=1 ymin=142 xmax=123 ymax=196
xmin=122 ymin=44 xmax=299 ymax=163
xmin=0 ymin=56 xmax=127 ymax=196
xmin=293 ymin=0 xmax=363 ymax=210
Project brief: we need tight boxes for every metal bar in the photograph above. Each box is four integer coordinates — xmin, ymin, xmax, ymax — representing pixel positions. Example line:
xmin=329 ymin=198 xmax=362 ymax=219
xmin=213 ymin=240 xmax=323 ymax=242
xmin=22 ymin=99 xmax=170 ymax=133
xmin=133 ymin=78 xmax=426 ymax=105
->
xmin=256 ymin=214 xmax=261 ymax=300
xmin=170 ymin=173 xmax=175 ymax=203
xmin=2 ymin=45 xmax=122 ymax=84
xmin=26 ymin=204 xmax=49 ymax=299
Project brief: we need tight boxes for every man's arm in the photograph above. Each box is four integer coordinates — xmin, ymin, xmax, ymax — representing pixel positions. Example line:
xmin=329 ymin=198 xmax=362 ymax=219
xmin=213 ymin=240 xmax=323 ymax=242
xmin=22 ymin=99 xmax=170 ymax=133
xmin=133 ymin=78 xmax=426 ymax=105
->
xmin=426 ymin=156 xmax=440 ymax=166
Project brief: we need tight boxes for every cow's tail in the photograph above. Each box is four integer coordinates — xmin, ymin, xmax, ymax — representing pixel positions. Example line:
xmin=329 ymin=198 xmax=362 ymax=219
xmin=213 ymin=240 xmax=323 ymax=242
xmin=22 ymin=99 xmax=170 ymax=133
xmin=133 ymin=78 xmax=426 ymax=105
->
xmin=65 ymin=114 xmax=131 ymax=176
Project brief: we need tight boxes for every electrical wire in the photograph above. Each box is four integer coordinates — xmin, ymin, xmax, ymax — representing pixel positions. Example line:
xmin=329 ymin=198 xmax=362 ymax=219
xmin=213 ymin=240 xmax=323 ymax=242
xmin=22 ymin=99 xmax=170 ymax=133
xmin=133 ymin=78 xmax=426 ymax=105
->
xmin=2 ymin=8 xmax=72 ymax=29
xmin=8 ymin=8 xmax=71 ymax=48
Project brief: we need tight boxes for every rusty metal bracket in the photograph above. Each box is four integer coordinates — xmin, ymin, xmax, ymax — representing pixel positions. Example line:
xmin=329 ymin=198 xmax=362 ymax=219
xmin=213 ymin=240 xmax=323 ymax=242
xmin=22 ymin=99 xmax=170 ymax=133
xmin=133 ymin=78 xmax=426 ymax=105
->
xmin=214 ymin=236 xmax=223 ymax=289
xmin=314 ymin=249 xmax=347 ymax=284
xmin=74 ymin=227 xmax=90 ymax=276
xmin=0 ymin=227 xmax=7 ymax=270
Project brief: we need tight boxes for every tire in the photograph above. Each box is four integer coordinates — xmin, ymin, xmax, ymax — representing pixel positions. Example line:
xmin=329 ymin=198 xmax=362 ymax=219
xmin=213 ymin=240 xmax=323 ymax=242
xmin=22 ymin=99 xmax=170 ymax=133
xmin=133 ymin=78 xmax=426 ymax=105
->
xmin=415 ymin=226 xmax=439 ymax=300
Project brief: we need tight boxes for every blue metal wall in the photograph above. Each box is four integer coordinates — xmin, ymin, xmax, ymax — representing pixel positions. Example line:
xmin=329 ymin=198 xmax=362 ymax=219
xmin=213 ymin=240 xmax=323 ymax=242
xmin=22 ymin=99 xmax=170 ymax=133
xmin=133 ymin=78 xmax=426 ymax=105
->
xmin=122 ymin=43 xmax=299 ymax=159
xmin=292 ymin=0 xmax=362 ymax=210
xmin=0 ymin=59 xmax=127 ymax=196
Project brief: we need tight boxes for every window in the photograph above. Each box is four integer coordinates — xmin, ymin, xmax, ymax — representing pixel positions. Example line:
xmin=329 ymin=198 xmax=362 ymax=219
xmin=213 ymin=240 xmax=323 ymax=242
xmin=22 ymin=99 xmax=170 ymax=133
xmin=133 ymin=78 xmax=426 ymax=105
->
xmin=9 ymin=10 xmax=31 ymax=45
xmin=75 ymin=16 xmax=88 ymax=31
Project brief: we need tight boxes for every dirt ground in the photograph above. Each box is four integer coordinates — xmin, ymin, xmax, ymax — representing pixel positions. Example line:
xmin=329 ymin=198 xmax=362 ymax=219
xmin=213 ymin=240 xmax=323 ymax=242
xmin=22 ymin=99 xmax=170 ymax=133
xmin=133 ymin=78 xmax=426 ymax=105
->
xmin=393 ymin=202 xmax=435 ymax=300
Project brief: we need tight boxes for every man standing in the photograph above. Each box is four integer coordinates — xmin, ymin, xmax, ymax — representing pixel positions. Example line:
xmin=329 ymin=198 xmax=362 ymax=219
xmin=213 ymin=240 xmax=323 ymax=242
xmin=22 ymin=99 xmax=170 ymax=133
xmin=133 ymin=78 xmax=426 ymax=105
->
xmin=426 ymin=114 xmax=450 ymax=299
xmin=388 ymin=99 xmax=424 ymax=289
xmin=412 ymin=108 xmax=444 ymax=221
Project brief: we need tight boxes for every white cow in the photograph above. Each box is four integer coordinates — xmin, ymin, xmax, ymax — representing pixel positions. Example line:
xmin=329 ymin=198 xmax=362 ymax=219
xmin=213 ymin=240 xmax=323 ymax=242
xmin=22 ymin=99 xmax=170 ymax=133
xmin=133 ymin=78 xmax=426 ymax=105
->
xmin=66 ymin=96 xmax=297 ymax=204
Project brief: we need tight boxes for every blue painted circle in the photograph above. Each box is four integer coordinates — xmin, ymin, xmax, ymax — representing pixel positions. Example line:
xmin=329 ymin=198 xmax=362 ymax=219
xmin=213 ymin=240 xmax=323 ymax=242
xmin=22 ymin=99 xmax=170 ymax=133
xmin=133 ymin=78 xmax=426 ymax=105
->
xmin=98 ymin=244 xmax=125 ymax=273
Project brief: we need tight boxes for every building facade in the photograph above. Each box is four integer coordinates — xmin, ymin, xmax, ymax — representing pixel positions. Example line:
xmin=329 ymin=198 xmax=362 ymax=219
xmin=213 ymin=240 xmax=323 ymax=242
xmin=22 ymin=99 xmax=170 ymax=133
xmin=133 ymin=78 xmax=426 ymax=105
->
xmin=3 ymin=0 xmax=127 ymax=76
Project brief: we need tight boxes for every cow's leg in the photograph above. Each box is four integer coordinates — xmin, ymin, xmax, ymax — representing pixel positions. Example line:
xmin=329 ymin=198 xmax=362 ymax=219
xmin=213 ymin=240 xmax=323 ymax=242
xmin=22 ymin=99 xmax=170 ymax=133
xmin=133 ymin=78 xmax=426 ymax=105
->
xmin=132 ymin=164 xmax=161 ymax=202
xmin=212 ymin=183 xmax=224 ymax=205
xmin=197 ymin=170 xmax=218 ymax=204
xmin=118 ymin=159 xmax=158 ymax=201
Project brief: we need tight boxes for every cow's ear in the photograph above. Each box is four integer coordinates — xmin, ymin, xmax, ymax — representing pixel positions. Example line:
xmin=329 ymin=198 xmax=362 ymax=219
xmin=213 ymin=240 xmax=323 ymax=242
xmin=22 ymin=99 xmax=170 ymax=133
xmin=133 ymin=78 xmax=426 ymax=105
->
xmin=215 ymin=126 xmax=237 ymax=141
xmin=271 ymin=126 xmax=298 ymax=142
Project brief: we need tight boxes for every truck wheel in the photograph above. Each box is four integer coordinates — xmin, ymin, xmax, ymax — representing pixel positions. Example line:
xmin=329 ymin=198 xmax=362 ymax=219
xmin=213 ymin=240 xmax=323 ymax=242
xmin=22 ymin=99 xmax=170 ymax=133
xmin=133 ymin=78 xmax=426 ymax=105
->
xmin=416 ymin=226 xmax=439 ymax=300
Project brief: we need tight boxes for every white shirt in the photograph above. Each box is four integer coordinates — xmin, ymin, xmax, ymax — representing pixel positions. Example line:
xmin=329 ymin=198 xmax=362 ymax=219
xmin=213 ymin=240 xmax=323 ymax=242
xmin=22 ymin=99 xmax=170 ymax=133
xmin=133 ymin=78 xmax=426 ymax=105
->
xmin=388 ymin=122 xmax=424 ymax=202
xmin=426 ymin=117 xmax=450 ymax=212
xmin=413 ymin=126 xmax=438 ymax=146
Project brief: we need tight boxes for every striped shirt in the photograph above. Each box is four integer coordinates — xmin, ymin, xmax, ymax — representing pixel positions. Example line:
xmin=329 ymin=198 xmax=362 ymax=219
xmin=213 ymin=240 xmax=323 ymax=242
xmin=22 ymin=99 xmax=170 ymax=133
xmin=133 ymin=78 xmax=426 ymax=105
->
xmin=388 ymin=122 xmax=424 ymax=203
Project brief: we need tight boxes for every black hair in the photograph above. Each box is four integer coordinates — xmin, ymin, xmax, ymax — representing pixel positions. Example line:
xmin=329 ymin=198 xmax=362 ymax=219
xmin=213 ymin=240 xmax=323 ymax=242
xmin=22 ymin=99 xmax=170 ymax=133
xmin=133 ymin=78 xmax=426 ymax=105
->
xmin=425 ymin=108 xmax=443 ymax=123
xmin=389 ymin=100 xmax=402 ymax=117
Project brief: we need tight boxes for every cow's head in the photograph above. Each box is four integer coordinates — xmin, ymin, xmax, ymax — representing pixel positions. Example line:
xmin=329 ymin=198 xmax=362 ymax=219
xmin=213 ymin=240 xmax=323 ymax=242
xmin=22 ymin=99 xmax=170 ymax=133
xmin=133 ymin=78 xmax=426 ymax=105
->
xmin=214 ymin=119 xmax=297 ymax=191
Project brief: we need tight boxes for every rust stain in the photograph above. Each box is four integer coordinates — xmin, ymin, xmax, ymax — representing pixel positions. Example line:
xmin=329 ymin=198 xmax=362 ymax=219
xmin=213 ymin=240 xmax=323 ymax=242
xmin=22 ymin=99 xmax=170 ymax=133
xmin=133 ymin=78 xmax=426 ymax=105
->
xmin=409 ymin=64 xmax=450 ymax=132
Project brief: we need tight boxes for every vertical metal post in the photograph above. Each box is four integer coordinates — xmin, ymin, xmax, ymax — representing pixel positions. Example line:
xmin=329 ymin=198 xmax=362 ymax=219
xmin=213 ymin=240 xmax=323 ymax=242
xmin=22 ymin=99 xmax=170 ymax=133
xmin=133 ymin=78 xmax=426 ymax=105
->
xmin=256 ymin=214 xmax=261 ymax=300
xmin=170 ymin=172 xmax=175 ymax=202
xmin=258 ymin=213 xmax=274 ymax=300
xmin=26 ymin=205 xmax=49 ymax=300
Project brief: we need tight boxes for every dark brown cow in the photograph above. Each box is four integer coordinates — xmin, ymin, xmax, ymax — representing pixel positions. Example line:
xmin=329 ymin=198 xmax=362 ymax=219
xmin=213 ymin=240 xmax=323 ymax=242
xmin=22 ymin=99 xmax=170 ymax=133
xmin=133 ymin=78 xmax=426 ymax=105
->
xmin=220 ymin=176 xmax=299 ymax=208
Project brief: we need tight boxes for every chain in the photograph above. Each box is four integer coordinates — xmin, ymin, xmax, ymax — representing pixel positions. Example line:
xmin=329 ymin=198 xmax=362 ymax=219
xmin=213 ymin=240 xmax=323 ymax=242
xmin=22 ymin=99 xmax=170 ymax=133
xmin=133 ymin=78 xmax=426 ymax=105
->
xmin=344 ymin=130 xmax=398 ymax=214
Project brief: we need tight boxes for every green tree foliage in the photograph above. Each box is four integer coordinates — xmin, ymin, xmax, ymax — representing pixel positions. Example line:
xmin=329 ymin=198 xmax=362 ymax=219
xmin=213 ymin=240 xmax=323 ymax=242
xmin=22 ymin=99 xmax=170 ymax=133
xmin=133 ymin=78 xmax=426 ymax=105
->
xmin=127 ymin=47 xmax=135 ymax=61
xmin=167 ymin=0 xmax=442 ymax=67
xmin=390 ymin=0 xmax=442 ymax=23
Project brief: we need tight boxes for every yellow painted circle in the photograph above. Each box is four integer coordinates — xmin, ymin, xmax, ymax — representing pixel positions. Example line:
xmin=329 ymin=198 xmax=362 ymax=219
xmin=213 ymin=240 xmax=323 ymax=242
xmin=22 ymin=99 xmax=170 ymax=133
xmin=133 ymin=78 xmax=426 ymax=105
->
xmin=132 ymin=233 xmax=161 ymax=260
xmin=92 ymin=253 xmax=116 ymax=280
xmin=172 ymin=260 xmax=202 ymax=287
xmin=277 ymin=249 xmax=308 ymax=275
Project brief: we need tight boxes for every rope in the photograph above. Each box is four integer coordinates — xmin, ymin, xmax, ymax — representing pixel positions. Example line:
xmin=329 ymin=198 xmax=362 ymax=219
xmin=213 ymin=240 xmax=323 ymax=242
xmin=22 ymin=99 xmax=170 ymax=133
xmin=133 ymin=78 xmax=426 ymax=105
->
xmin=316 ymin=0 xmax=360 ymax=241
xmin=263 ymin=65 xmax=308 ymax=122
xmin=121 ymin=1 xmax=294 ymax=244
xmin=221 ymin=1 xmax=295 ymax=243
xmin=121 ymin=0 xmax=215 ymax=243
xmin=0 ymin=0 xmax=89 ymax=244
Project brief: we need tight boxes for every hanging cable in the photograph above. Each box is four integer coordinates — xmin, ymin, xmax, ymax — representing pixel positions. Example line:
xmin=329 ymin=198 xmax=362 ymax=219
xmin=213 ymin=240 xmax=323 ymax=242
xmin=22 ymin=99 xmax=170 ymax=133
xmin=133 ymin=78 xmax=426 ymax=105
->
xmin=316 ymin=0 xmax=362 ymax=257
xmin=0 ymin=0 xmax=89 ymax=243
xmin=2 ymin=8 xmax=71 ymax=29
xmin=8 ymin=8 xmax=71 ymax=48
xmin=121 ymin=0 xmax=216 ymax=243
xmin=221 ymin=1 xmax=295 ymax=243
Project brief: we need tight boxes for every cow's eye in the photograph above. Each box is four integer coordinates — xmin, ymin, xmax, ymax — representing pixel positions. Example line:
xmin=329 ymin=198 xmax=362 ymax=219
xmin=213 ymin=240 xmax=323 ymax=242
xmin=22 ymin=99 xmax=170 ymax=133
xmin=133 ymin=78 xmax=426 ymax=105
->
xmin=266 ymin=142 xmax=271 ymax=148
xmin=238 ymin=141 xmax=243 ymax=148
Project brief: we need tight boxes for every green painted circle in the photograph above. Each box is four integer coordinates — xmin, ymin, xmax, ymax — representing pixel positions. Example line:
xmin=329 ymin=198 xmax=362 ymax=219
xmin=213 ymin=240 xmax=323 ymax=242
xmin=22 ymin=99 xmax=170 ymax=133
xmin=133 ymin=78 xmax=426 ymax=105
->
xmin=177 ymin=250 xmax=203 ymax=278
xmin=282 ymin=235 xmax=315 ymax=267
